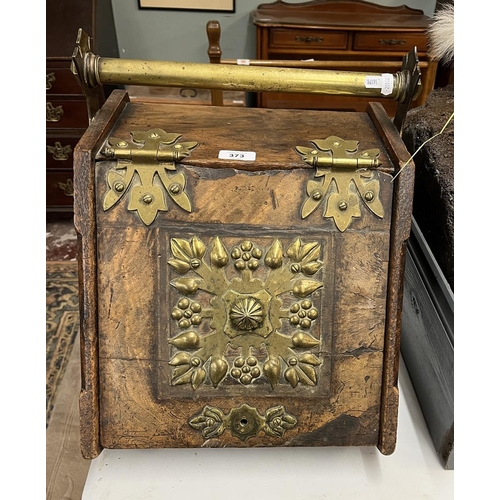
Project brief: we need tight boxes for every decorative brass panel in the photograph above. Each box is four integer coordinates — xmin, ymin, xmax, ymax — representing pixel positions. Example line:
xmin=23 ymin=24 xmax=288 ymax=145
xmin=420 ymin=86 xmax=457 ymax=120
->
xmin=100 ymin=129 xmax=198 ymax=225
xmin=167 ymin=236 xmax=323 ymax=390
xmin=189 ymin=404 xmax=297 ymax=441
xmin=296 ymin=135 xmax=384 ymax=232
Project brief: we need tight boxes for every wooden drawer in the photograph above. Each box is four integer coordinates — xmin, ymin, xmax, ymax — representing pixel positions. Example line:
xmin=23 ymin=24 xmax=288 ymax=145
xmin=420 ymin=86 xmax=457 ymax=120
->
xmin=353 ymin=31 xmax=428 ymax=53
xmin=46 ymin=65 xmax=83 ymax=95
xmin=46 ymin=98 xmax=89 ymax=129
xmin=46 ymin=135 xmax=82 ymax=170
xmin=269 ymin=28 xmax=348 ymax=50
xmin=46 ymin=170 xmax=74 ymax=209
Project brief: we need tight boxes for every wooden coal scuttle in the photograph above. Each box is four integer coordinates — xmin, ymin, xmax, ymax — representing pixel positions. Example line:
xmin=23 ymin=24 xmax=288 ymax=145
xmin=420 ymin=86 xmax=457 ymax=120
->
xmin=71 ymin=29 xmax=418 ymax=459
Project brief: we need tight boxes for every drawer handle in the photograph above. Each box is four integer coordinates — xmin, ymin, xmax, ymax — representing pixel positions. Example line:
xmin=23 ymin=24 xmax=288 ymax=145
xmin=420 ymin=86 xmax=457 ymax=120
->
xmin=46 ymin=72 xmax=56 ymax=90
xmin=379 ymin=39 xmax=406 ymax=46
xmin=46 ymin=102 xmax=64 ymax=122
xmin=295 ymin=36 xmax=323 ymax=43
xmin=57 ymin=179 xmax=74 ymax=197
xmin=47 ymin=141 xmax=72 ymax=161
xmin=180 ymin=88 xmax=198 ymax=98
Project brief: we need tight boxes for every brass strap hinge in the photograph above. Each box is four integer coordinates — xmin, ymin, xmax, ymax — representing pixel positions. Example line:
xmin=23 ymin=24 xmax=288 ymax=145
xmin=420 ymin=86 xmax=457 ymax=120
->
xmin=296 ymin=135 xmax=384 ymax=232
xmin=100 ymin=128 xmax=198 ymax=225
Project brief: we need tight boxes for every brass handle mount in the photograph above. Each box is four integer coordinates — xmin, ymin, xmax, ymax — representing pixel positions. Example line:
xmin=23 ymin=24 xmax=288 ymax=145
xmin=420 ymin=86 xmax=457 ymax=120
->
xmin=379 ymin=39 xmax=406 ymax=46
xmin=295 ymin=36 xmax=323 ymax=43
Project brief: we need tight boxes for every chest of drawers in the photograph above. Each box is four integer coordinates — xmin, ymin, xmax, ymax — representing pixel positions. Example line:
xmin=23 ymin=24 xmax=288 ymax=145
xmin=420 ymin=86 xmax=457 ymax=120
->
xmin=46 ymin=0 xmax=119 ymax=218
xmin=252 ymin=0 xmax=438 ymax=114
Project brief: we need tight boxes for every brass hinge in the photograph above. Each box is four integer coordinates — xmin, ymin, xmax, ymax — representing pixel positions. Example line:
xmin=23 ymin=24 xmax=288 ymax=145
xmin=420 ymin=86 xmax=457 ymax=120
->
xmin=296 ymin=135 xmax=384 ymax=232
xmin=100 ymin=128 xmax=198 ymax=225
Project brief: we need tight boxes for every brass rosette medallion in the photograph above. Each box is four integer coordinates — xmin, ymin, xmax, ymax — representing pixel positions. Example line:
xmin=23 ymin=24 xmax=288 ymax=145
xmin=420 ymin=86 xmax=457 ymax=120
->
xmin=101 ymin=128 xmax=197 ymax=225
xmin=167 ymin=236 xmax=324 ymax=390
xmin=296 ymin=135 xmax=384 ymax=232
xmin=189 ymin=404 xmax=297 ymax=441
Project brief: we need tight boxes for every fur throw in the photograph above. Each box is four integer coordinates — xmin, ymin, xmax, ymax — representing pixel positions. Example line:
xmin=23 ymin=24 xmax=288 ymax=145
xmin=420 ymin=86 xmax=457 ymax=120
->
xmin=427 ymin=4 xmax=454 ymax=65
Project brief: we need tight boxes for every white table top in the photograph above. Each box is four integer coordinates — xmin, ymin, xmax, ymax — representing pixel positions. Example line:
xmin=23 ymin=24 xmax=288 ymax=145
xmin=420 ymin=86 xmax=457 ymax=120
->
xmin=82 ymin=358 xmax=454 ymax=499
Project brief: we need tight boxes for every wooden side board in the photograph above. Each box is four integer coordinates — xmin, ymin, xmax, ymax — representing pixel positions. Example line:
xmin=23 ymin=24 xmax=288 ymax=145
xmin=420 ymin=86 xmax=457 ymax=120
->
xmin=253 ymin=0 xmax=425 ymax=18
xmin=251 ymin=0 xmax=437 ymax=114
xmin=367 ymin=102 xmax=415 ymax=454
xmin=74 ymin=91 xmax=130 ymax=459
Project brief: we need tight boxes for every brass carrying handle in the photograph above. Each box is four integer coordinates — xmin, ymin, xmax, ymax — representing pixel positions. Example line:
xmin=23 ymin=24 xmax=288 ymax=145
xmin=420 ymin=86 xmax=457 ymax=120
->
xmin=70 ymin=29 xmax=421 ymax=131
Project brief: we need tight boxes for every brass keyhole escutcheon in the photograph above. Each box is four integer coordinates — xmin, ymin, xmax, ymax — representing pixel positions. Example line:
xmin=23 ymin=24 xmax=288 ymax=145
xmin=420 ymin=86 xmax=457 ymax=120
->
xmin=228 ymin=406 xmax=261 ymax=441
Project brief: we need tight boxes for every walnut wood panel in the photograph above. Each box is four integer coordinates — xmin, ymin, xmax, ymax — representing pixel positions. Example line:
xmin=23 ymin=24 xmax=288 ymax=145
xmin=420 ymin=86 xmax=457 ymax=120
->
xmin=46 ymin=0 xmax=118 ymax=59
xmin=254 ymin=0 xmax=424 ymax=18
xmin=46 ymin=0 xmax=94 ymax=58
xmin=95 ymin=165 xmax=393 ymax=230
xmin=367 ymin=102 xmax=415 ymax=455
xmin=46 ymin=170 xmax=74 ymax=210
xmin=46 ymin=135 xmax=83 ymax=170
xmin=102 ymin=102 xmax=395 ymax=174
xmin=76 ymin=90 xmax=413 ymax=457
xmin=353 ymin=32 xmax=428 ymax=53
xmin=46 ymin=98 xmax=89 ymax=129
xmin=46 ymin=63 xmax=83 ymax=96
xmin=96 ymin=176 xmax=391 ymax=448
xmin=74 ymin=90 xmax=130 ymax=459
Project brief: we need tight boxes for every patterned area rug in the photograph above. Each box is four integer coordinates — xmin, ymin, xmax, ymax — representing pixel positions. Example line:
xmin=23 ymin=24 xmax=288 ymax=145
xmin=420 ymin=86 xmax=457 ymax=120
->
xmin=46 ymin=260 xmax=79 ymax=426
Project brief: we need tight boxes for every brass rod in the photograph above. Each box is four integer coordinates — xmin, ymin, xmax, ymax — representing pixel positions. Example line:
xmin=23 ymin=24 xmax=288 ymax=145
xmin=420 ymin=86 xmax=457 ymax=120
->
xmin=96 ymin=57 xmax=404 ymax=100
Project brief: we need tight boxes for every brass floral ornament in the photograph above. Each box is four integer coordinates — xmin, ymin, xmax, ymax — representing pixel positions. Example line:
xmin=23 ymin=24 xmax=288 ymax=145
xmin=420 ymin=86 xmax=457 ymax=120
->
xmin=189 ymin=404 xmax=297 ymax=441
xmin=167 ymin=236 xmax=324 ymax=390
xmin=296 ymin=135 xmax=384 ymax=232
xmin=101 ymin=128 xmax=198 ymax=225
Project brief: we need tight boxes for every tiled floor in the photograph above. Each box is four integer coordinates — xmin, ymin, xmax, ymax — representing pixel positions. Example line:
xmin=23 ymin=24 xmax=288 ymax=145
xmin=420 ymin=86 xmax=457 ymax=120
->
xmin=46 ymin=218 xmax=78 ymax=261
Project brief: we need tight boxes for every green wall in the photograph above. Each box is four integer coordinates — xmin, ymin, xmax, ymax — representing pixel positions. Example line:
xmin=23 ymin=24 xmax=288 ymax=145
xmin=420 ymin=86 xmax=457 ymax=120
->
xmin=110 ymin=0 xmax=438 ymax=62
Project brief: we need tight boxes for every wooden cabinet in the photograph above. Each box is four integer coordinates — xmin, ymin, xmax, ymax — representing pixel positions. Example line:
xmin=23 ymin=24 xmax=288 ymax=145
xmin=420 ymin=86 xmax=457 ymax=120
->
xmin=46 ymin=0 xmax=119 ymax=218
xmin=252 ymin=0 xmax=438 ymax=114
